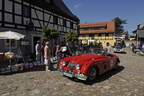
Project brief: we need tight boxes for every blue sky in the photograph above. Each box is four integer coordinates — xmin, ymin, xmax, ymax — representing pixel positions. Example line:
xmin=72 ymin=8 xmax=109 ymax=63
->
xmin=63 ymin=0 xmax=144 ymax=34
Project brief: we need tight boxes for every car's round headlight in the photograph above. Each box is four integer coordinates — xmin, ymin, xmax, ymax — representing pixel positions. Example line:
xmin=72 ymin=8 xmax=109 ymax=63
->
xmin=76 ymin=64 xmax=80 ymax=70
xmin=62 ymin=61 xmax=66 ymax=66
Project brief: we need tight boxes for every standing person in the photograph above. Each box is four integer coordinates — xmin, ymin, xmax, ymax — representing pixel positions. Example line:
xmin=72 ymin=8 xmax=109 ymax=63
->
xmin=65 ymin=42 xmax=72 ymax=56
xmin=76 ymin=41 xmax=84 ymax=55
xmin=105 ymin=42 xmax=112 ymax=53
xmin=98 ymin=42 xmax=103 ymax=52
xmin=40 ymin=41 xmax=45 ymax=63
xmin=44 ymin=41 xmax=51 ymax=71
xmin=55 ymin=42 xmax=62 ymax=56
xmin=35 ymin=40 xmax=41 ymax=61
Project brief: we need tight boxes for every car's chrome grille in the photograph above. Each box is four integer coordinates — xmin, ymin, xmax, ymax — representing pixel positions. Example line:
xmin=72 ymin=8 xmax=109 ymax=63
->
xmin=68 ymin=62 xmax=75 ymax=71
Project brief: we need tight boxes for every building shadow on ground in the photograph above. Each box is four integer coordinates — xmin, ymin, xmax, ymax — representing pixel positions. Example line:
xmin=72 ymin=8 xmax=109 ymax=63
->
xmin=114 ymin=52 xmax=127 ymax=54
xmin=69 ymin=65 xmax=124 ymax=85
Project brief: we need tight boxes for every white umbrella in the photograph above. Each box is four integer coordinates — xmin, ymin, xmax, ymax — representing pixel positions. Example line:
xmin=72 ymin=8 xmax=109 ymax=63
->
xmin=0 ymin=31 xmax=25 ymax=52
xmin=0 ymin=30 xmax=25 ymax=40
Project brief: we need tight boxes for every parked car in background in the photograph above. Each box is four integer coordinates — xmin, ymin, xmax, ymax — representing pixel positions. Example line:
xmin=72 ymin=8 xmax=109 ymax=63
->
xmin=114 ymin=37 xmax=126 ymax=53
xmin=114 ymin=44 xmax=125 ymax=53
xmin=133 ymin=45 xmax=144 ymax=56
xmin=58 ymin=48 xmax=120 ymax=81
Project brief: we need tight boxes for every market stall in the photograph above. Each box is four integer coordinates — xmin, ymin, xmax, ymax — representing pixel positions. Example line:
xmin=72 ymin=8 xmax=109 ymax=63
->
xmin=0 ymin=31 xmax=25 ymax=73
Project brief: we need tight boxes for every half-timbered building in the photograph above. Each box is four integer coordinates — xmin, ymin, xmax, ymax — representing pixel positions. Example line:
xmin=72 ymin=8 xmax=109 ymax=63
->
xmin=0 ymin=0 xmax=79 ymax=54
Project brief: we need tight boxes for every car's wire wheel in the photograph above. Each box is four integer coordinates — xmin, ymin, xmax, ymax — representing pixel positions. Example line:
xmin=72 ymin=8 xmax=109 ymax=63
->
xmin=87 ymin=67 xmax=97 ymax=81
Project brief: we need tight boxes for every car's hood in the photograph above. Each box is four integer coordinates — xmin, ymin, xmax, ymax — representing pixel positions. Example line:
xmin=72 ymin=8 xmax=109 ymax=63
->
xmin=67 ymin=53 xmax=104 ymax=65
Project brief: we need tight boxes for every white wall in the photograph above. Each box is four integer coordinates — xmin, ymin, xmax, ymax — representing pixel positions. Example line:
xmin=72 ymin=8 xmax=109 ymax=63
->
xmin=31 ymin=9 xmax=37 ymax=18
xmin=44 ymin=13 xmax=50 ymax=21
xmin=15 ymin=16 xmax=22 ymax=24
xmin=5 ymin=13 xmax=13 ymax=22
xmin=23 ymin=1 xmax=29 ymax=6
xmin=15 ymin=0 xmax=21 ymax=3
xmin=33 ymin=20 xmax=40 ymax=27
xmin=5 ymin=0 xmax=12 ymax=12
xmin=0 ymin=0 xmax=2 ymax=10
xmin=15 ymin=3 xmax=22 ymax=15
xmin=67 ymin=21 xmax=70 ymax=27
xmin=23 ymin=17 xmax=30 ymax=25
xmin=48 ymin=24 xmax=53 ymax=28
xmin=36 ymin=10 xmax=43 ymax=20
xmin=50 ymin=16 xmax=53 ymax=23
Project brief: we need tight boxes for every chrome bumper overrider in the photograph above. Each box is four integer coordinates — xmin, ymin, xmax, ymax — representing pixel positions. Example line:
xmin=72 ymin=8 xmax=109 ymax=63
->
xmin=62 ymin=71 xmax=87 ymax=80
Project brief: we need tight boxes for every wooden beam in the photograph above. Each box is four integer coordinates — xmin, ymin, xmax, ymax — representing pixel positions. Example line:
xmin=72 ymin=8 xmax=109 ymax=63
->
xmin=2 ymin=0 xmax=5 ymax=27
xmin=12 ymin=0 xmax=16 ymax=28
xmin=34 ymin=7 xmax=42 ymax=28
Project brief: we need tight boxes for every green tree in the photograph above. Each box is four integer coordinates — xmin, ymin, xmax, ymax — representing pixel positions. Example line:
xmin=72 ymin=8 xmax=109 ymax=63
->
xmin=42 ymin=25 xmax=59 ymax=57
xmin=112 ymin=17 xmax=127 ymax=36
xmin=42 ymin=25 xmax=49 ymax=41
xmin=125 ymin=31 xmax=129 ymax=40
xmin=65 ymin=31 xmax=78 ymax=41
xmin=42 ymin=25 xmax=59 ymax=40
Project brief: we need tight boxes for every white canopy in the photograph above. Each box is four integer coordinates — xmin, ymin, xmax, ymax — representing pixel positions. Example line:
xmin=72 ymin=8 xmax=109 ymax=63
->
xmin=0 ymin=31 xmax=25 ymax=40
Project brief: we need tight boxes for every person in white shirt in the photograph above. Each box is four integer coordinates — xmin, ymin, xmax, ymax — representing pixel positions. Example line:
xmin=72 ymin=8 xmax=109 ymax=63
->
xmin=35 ymin=40 xmax=41 ymax=61
xmin=105 ymin=42 xmax=112 ymax=53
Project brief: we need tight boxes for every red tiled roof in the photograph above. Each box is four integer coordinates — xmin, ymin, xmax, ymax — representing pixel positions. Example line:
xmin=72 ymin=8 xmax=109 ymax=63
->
xmin=79 ymin=21 xmax=115 ymax=34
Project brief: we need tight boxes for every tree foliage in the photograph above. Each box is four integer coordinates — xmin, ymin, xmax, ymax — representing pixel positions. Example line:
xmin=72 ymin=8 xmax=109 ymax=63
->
xmin=42 ymin=25 xmax=59 ymax=41
xmin=112 ymin=17 xmax=127 ymax=36
xmin=125 ymin=31 xmax=129 ymax=40
xmin=65 ymin=31 xmax=78 ymax=41
xmin=42 ymin=25 xmax=59 ymax=57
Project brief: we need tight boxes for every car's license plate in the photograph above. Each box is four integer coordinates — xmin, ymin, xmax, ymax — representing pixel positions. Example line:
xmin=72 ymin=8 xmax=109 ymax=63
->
xmin=63 ymin=72 xmax=73 ymax=77
xmin=117 ymin=49 xmax=120 ymax=52
xmin=77 ymin=74 xmax=87 ymax=80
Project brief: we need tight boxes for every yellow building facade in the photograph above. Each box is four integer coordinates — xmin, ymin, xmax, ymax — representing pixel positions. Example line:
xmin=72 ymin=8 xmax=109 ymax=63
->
xmin=79 ymin=21 xmax=115 ymax=47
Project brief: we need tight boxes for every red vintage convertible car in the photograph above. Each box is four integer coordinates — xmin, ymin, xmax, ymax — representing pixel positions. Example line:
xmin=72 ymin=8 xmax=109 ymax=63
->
xmin=58 ymin=48 xmax=120 ymax=81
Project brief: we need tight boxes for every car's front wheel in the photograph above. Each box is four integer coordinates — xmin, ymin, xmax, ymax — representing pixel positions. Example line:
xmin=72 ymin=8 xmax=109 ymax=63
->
xmin=114 ymin=59 xmax=120 ymax=69
xmin=87 ymin=67 xmax=98 ymax=81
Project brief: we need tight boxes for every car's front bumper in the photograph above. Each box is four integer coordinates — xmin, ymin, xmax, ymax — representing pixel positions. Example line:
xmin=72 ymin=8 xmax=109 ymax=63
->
xmin=62 ymin=71 xmax=87 ymax=81
xmin=114 ymin=49 xmax=125 ymax=52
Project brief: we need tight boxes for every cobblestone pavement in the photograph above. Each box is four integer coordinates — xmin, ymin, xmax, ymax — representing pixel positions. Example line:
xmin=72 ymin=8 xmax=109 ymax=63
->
xmin=0 ymin=48 xmax=144 ymax=96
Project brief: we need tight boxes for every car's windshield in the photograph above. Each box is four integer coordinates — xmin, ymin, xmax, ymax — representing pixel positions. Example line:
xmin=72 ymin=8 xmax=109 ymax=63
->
xmin=115 ymin=45 xmax=122 ymax=49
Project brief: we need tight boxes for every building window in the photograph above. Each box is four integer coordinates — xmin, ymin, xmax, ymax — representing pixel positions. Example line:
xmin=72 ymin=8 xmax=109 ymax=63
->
xmin=106 ymin=33 xmax=109 ymax=36
xmin=23 ymin=5 xmax=31 ymax=17
xmin=70 ymin=22 xmax=73 ymax=29
xmin=5 ymin=40 xmax=17 ymax=49
xmin=82 ymin=34 xmax=86 ymax=37
xmin=80 ymin=26 xmax=107 ymax=31
xmin=63 ymin=19 xmax=67 ymax=27
xmin=98 ymin=34 xmax=102 ymax=36
xmin=89 ymin=34 xmax=95 ymax=39
xmin=53 ymin=16 xmax=58 ymax=24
